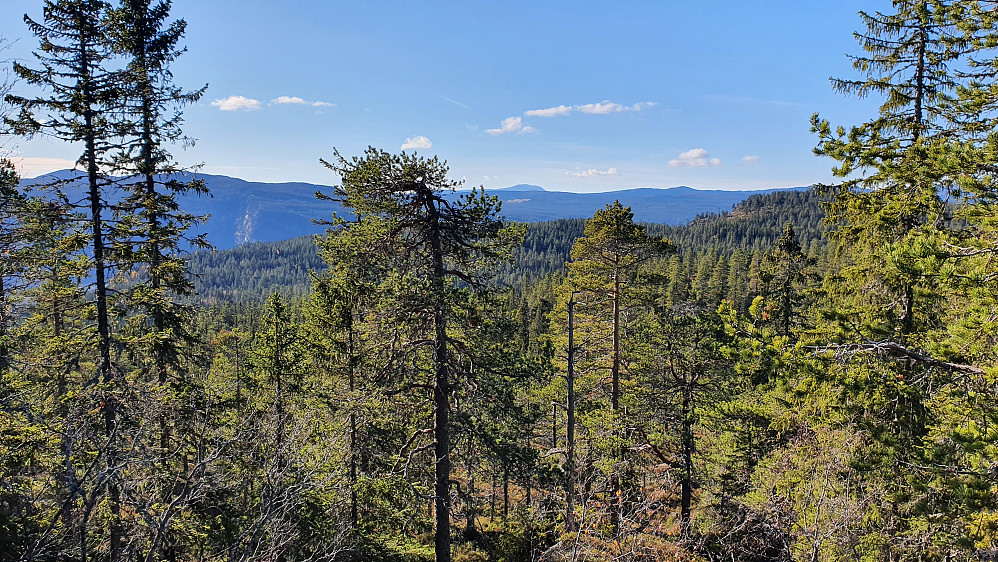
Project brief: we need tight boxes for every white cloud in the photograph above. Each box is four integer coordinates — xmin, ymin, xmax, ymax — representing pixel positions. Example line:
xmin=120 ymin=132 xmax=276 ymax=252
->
xmin=742 ymin=155 xmax=761 ymax=163
xmin=271 ymin=96 xmax=307 ymax=105
xmin=668 ymin=148 xmax=722 ymax=168
xmin=401 ymin=135 xmax=433 ymax=150
xmin=312 ymin=101 xmax=335 ymax=107
xmin=486 ymin=116 xmax=535 ymax=135
xmin=525 ymin=105 xmax=573 ymax=117
xmin=211 ymin=95 xmax=261 ymax=111
xmin=485 ymin=101 xmax=655 ymax=134
xmin=571 ymin=167 xmax=618 ymax=178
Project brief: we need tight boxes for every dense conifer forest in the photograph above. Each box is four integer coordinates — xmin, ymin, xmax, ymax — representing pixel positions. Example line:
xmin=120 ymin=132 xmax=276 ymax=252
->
xmin=4 ymin=1 xmax=998 ymax=561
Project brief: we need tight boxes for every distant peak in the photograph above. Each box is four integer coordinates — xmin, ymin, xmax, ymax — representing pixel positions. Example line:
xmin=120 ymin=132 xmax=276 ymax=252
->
xmin=497 ymin=184 xmax=546 ymax=192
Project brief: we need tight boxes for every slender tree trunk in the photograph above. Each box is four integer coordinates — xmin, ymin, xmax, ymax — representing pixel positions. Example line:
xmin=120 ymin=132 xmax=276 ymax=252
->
xmin=503 ymin=463 xmax=509 ymax=519
xmin=566 ymin=296 xmax=576 ymax=532
xmin=82 ymin=58 xmax=121 ymax=562
xmin=426 ymin=190 xmax=451 ymax=562
xmin=348 ymin=313 xmax=358 ymax=530
xmin=464 ymin=439 xmax=476 ymax=537
xmin=680 ymin=382 xmax=693 ymax=533
xmin=610 ymin=273 xmax=621 ymax=536
xmin=432 ymin=298 xmax=451 ymax=562
xmin=899 ymin=19 xmax=927 ymax=338
xmin=143 ymin=99 xmax=172 ymax=464
xmin=0 ymin=274 xmax=7 ymax=374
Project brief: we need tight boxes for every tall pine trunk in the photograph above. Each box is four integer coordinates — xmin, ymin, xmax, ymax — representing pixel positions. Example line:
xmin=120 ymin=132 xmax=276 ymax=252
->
xmin=427 ymin=190 xmax=451 ymax=562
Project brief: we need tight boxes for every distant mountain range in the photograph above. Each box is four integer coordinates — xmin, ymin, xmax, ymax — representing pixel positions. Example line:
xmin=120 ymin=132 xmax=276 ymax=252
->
xmin=21 ymin=170 xmax=807 ymax=250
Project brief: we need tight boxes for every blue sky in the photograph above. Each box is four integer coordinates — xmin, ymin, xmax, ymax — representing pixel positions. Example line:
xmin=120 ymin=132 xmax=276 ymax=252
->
xmin=2 ymin=0 xmax=889 ymax=192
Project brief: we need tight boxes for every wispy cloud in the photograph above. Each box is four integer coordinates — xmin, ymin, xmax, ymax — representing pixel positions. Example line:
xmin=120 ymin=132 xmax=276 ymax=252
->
xmin=575 ymin=101 xmax=656 ymax=114
xmin=10 ymin=156 xmax=79 ymax=177
xmin=443 ymin=96 xmax=471 ymax=110
xmin=269 ymin=96 xmax=335 ymax=108
xmin=706 ymin=94 xmax=808 ymax=108
xmin=668 ymin=148 xmax=722 ymax=168
xmin=212 ymin=95 xmax=261 ymax=111
xmin=571 ymin=167 xmax=618 ymax=178
xmin=742 ymin=155 xmax=761 ymax=163
xmin=401 ymin=135 xmax=433 ymax=150
xmin=486 ymin=101 xmax=654 ymax=137
xmin=524 ymin=101 xmax=656 ymax=118
xmin=486 ymin=116 xmax=536 ymax=135
xmin=525 ymin=105 xmax=573 ymax=117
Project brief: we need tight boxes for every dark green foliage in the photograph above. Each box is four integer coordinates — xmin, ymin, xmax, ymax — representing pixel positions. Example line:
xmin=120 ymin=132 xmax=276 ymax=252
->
xmin=189 ymin=235 xmax=323 ymax=302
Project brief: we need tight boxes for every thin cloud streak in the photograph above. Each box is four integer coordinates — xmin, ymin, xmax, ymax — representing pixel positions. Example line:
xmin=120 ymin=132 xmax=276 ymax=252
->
xmin=443 ymin=96 xmax=472 ymax=110
xmin=524 ymin=101 xmax=656 ymax=117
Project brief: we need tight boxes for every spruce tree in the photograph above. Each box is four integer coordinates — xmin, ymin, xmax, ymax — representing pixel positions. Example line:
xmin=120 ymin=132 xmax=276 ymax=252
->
xmin=809 ymin=1 xmax=998 ymax=555
xmin=759 ymin=223 xmax=815 ymax=340
xmin=104 ymin=4 xmax=208 ymax=553
xmin=6 ymin=2 xmax=130 ymax=558
xmin=811 ymin=0 xmax=960 ymax=340
xmin=107 ymin=0 xmax=208 ymax=363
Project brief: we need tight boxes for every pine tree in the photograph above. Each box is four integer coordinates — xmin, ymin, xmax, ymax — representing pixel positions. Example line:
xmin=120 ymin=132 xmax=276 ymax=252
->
xmin=555 ymin=201 xmax=670 ymax=536
xmin=308 ymin=216 xmax=385 ymax=542
xmin=631 ymin=305 xmax=736 ymax=534
xmin=318 ymin=147 xmax=521 ymax=562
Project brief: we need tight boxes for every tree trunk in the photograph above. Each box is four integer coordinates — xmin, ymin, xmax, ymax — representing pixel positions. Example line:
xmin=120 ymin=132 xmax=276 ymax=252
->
xmin=348 ymin=315 xmax=359 ymax=530
xmin=566 ymin=296 xmax=577 ymax=532
xmin=82 ymin=54 xmax=121 ymax=562
xmin=680 ymin=383 xmax=693 ymax=533
xmin=610 ymin=273 xmax=621 ymax=536
xmin=426 ymin=189 xmax=451 ymax=562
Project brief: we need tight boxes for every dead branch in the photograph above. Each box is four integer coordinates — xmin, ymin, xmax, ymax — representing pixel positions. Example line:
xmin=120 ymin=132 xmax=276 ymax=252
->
xmin=806 ymin=341 xmax=985 ymax=375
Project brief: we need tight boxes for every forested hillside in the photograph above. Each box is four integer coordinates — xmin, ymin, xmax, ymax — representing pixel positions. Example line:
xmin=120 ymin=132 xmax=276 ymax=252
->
xmin=189 ymin=188 xmax=826 ymax=302
xmin=4 ymin=2 xmax=998 ymax=562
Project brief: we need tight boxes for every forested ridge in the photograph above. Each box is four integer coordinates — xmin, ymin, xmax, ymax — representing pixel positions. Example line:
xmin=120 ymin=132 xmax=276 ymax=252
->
xmin=189 ymin=189 xmax=826 ymax=303
xmin=4 ymin=1 xmax=998 ymax=562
